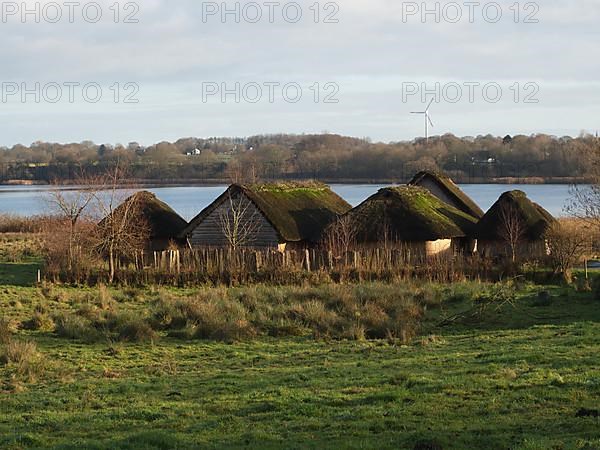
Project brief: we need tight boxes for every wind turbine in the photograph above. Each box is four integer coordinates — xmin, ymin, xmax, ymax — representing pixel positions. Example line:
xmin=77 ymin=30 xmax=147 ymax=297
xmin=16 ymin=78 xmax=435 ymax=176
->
xmin=411 ymin=98 xmax=435 ymax=144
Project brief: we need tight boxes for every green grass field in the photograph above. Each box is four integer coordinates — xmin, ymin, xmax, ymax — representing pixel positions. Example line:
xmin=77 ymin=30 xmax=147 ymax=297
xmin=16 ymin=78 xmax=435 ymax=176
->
xmin=0 ymin=249 xmax=599 ymax=449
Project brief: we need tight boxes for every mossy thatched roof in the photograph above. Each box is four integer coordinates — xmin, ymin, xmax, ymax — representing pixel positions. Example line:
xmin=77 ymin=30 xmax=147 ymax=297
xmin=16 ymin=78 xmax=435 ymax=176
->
xmin=475 ymin=190 xmax=556 ymax=241
xmin=182 ymin=182 xmax=352 ymax=243
xmin=409 ymin=171 xmax=484 ymax=219
xmin=346 ymin=186 xmax=478 ymax=242
xmin=104 ymin=191 xmax=188 ymax=240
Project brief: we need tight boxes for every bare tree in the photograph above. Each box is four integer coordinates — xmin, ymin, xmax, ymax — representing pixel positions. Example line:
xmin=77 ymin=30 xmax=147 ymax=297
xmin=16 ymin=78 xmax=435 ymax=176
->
xmin=546 ymin=220 xmax=590 ymax=283
xmin=568 ymin=140 xmax=600 ymax=231
xmin=46 ymin=169 xmax=101 ymax=271
xmin=323 ymin=214 xmax=357 ymax=256
xmin=497 ymin=203 xmax=527 ymax=263
xmin=218 ymin=192 xmax=261 ymax=250
xmin=94 ymin=163 xmax=149 ymax=283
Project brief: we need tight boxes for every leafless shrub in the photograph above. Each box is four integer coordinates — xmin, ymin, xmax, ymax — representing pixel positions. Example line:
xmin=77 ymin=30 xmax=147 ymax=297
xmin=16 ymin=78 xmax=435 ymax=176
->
xmin=546 ymin=220 xmax=591 ymax=283
xmin=567 ymin=141 xmax=600 ymax=233
xmin=41 ymin=218 xmax=100 ymax=283
xmin=46 ymin=170 xmax=102 ymax=271
xmin=323 ymin=214 xmax=357 ymax=256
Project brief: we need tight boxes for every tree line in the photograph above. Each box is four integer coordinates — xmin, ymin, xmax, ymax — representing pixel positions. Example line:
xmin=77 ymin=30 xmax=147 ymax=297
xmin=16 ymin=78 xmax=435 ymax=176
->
xmin=0 ymin=133 xmax=597 ymax=183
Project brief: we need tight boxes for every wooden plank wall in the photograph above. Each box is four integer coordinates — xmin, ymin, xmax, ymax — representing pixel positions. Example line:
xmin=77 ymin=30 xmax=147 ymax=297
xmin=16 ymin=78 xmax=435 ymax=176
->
xmin=188 ymin=192 xmax=280 ymax=248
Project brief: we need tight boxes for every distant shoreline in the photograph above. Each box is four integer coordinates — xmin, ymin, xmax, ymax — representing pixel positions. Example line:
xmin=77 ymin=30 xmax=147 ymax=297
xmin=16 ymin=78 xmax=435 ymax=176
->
xmin=0 ymin=177 xmax=586 ymax=187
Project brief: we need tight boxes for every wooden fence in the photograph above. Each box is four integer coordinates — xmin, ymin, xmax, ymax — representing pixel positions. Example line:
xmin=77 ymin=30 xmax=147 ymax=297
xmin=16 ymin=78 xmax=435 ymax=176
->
xmin=109 ymin=247 xmax=492 ymax=285
xmin=140 ymin=248 xmax=429 ymax=272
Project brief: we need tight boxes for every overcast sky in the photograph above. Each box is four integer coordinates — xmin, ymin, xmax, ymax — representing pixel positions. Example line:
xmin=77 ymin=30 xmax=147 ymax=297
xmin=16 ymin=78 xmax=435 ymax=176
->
xmin=0 ymin=0 xmax=598 ymax=146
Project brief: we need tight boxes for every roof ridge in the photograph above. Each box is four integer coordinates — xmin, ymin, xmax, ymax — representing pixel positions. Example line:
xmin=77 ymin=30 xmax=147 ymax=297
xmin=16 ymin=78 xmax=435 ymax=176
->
xmin=408 ymin=171 xmax=484 ymax=219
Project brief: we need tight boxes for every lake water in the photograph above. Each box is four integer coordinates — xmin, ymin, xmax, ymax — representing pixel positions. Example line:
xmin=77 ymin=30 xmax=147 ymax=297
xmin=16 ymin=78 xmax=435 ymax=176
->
xmin=0 ymin=184 xmax=578 ymax=220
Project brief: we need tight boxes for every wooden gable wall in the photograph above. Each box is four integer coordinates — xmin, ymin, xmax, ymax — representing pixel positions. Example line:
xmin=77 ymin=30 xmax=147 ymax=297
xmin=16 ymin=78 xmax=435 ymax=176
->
xmin=187 ymin=191 xmax=280 ymax=248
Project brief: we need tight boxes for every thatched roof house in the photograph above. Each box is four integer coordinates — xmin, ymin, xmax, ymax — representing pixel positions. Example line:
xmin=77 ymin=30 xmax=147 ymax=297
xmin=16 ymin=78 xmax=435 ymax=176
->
xmin=181 ymin=182 xmax=352 ymax=250
xmin=344 ymin=186 xmax=478 ymax=255
xmin=409 ymin=171 xmax=484 ymax=219
xmin=475 ymin=190 xmax=556 ymax=258
xmin=100 ymin=191 xmax=188 ymax=251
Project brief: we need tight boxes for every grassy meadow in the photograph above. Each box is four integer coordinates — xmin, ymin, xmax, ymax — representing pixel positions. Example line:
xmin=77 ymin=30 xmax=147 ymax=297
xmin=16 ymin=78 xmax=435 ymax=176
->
xmin=0 ymin=235 xmax=599 ymax=449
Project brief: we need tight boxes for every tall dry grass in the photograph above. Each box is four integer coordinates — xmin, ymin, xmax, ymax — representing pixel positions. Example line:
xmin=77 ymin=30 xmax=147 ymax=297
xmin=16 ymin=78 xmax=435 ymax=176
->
xmin=0 ymin=340 xmax=45 ymax=382
xmin=0 ymin=317 xmax=13 ymax=344
xmin=144 ymin=283 xmax=486 ymax=343
xmin=19 ymin=282 xmax=495 ymax=344
xmin=0 ymin=214 xmax=64 ymax=234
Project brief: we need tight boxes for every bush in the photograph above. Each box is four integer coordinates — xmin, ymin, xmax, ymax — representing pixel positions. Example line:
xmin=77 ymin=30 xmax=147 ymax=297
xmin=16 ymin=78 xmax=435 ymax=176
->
xmin=359 ymin=303 xmax=390 ymax=339
xmin=289 ymin=300 xmax=341 ymax=338
xmin=385 ymin=306 xmax=422 ymax=344
xmin=151 ymin=293 xmax=256 ymax=342
xmin=546 ymin=220 xmax=589 ymax=283
xmin=76 ymin=303 xmax=103 ymax=322
xmin=0 ymin=317 xmax=13 ymax=344
xmin=0 ymin=340 xmax=38 ymax=365
xmin=150 ymin=296 xmax=182 ymax=330
xmin=96 ymin=284 xmax=117 ymax=310
xmin=343 ymin=323 xmax=366 ymax=341
xmin=54 ymin=313 xmax=100 ymax=342
xmin=22 ymin=311 xmax=55 ymax=331
xmin=116 ymin=316 xmax=158 ymax=343
xmin=414 ymin=285 xmax=443 ymax=308
xmin=191 ymin=298 xmax=255 ymax=342
xmin=0 ymin=340 xmax=44 ymax=381
xmin=200 ymin=319 xmax=255 ymax=342
xmin=54 ymin=308 xmax=157 ymax=343
xmin=574 ymin=276 xmax=592 ymax=293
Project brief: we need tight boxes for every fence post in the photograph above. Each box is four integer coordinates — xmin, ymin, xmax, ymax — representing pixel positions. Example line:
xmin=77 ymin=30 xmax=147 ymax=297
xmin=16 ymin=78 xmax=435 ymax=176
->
xmin=255 ymin=251 xmax=261 ymax=271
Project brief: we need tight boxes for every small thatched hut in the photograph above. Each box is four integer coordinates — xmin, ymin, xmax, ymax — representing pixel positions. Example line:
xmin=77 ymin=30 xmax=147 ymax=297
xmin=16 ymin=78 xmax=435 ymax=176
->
xmin=100 ymin=191 xmax=188 ymax=251
xmin=475 ymin=190 xmax=556 ymax=259
xmin=181 ymin=182 xmax=352 ymax=250
xmin=343 ymin=186 xmax=478 ymax=256
xmin=409 ymin=171 xmax=484 ymax=219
